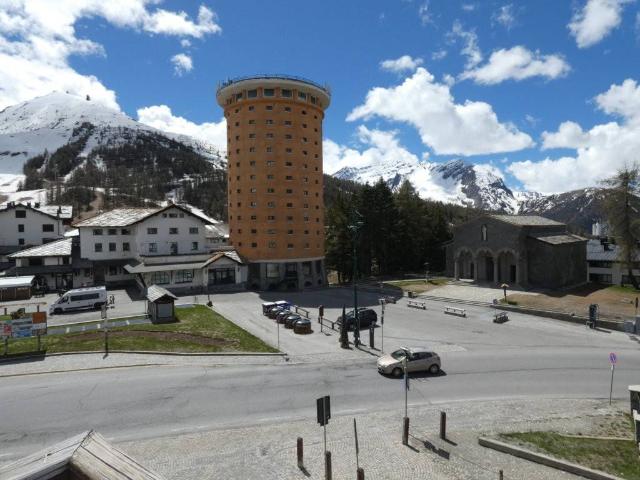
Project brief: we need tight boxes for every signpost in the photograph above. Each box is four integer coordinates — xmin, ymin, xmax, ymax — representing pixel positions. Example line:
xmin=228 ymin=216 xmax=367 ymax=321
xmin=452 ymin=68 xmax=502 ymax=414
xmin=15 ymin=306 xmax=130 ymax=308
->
xmin=380 ymin=298 xmax=385 ymax=353
xmin=102 ymin=304 xmax=109 ymax=355
xmin=316 ymin=395 xmax=331 ymax=480
xmin=609 ymin=352 xmax=617 ymax=405
xmin=353 ymin=418 xmax=359 ymax=472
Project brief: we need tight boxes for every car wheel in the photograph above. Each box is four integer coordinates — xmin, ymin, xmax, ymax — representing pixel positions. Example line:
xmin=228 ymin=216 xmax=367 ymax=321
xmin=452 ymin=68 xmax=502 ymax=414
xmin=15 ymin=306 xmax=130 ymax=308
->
xmin=54 ymin=308 xmax=62 ymax=314
xmin=429 ymin=364 xmax=440 ymax=375
xmin=392 ymin=367 xmax=403 ymax=378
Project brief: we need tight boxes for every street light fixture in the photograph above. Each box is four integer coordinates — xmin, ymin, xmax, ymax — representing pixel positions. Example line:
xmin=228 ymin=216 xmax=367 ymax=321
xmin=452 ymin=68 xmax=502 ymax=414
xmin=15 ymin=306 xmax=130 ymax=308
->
xmin=348 ymin=209 xmax=364 ymax=347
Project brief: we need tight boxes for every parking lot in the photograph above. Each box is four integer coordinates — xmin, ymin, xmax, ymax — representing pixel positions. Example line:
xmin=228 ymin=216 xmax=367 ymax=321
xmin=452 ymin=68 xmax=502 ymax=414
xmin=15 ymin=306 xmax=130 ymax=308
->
xmin=208 ymin=285 xmax=636 ymax=364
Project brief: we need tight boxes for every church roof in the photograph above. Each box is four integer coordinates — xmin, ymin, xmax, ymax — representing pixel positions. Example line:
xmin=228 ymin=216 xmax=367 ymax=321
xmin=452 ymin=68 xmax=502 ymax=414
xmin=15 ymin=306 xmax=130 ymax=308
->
xmin=490 ymin=215 xmax=564 ymax=227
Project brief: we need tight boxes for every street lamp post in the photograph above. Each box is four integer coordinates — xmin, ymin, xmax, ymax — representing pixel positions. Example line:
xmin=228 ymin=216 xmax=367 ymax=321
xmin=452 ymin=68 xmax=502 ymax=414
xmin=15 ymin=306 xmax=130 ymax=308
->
xmin=348 ymin=210 xmax=364 ymax=347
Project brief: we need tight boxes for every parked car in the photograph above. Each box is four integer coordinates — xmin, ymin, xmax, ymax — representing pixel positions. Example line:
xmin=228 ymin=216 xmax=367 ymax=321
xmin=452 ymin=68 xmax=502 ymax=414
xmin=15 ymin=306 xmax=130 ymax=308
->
xmin=377 ymin=347 xmax=440 ymax=377
xmin=276 ymin=309 xmax=292 ymax=323
xmin=284 ymin=313 xmax=302 ymax=328
xmin=262 ymin=302 xmax=276 ymax=315
xmin=267 ymin=306 xmax=284 ymax=319
xmin=336 ymin=308 xmax=377 ymax=330
xmin=49 ymin=286 xmax=107 ymax=315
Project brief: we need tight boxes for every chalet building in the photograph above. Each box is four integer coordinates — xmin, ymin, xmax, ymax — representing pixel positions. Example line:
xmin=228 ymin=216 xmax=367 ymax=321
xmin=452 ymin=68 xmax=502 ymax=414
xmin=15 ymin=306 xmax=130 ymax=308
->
xmin=445 ymin=215 xmax=587 ymax=289
xmin=8 ymin=237 xmax=93 ymax=291
xmin=73 ymin=204 xmax=246 ymax=293
xmin=0 ymin=201 xmax=72 ymax=270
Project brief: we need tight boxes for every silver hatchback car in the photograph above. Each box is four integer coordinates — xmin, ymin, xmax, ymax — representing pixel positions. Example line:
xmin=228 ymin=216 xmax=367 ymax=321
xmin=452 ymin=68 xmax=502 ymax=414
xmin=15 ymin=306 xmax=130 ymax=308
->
xmin=377 ymin=347 xmax=441 ymax=377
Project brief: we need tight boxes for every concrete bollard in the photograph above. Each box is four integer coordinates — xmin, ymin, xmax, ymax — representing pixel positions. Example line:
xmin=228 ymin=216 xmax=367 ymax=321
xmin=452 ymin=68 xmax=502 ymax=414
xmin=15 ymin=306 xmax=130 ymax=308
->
xmin=297 ymin=437 xmax=303 ymax=468
xmin=402 ymin=417 xmax=410 ymax=445
xmin=357 ymin=467 xmax=364 ymax=480
xmin=440 ymin=411 xmax=446 ymax=440
xmin=325 ymin=451 xmax=332 ymax=480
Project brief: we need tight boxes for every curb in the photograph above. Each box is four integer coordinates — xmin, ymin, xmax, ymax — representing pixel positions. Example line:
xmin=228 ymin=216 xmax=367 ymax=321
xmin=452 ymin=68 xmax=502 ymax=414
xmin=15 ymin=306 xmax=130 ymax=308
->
xmin=0 ymin=350 xmax=286 ymax=361
xmin=478 ymin=436 xmax=624 ymax=480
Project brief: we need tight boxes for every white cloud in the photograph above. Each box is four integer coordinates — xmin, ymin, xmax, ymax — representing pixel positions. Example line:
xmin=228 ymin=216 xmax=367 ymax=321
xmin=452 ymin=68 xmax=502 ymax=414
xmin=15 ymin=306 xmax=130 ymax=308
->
xmin=171 ymin=53 xmax=193 ymax=76
xmin=492 ymin=4 xmax=517 ymax=30
xmin=144 ymin=5 xmax=221 ymax=38
xmin=137 ymin=105 xmax=227 ymax=149
xmin=510 ymin=78 xmax=640 ymax=193
xmin=568 ymin=0 xmax=632 ymax=48
xmin=461 ymin=46 xmax=570 ymax=85
xmin=418 ymin=2 xmax=432 ymax=25
xmin=462 ymin=4 xmax=476 ymax=12
xmin=380 ymin=55 xmax=424 ymax=73
xmin=347 ymin=67 xmax=533 ymax=156
xmin=594 ymin=78 xmax=640 ymax=120
xmin=448 ymin=21 xmax=482 ymax=69
xmin=180 ymin=39 xmax=192 ymax=48
xmin=0 ymin=1 xmax=222 ymax=110
xmin=431 ymin=49 xmax=447 ymax=61
xmin=323 ymin=126 xmax=420 ymax=175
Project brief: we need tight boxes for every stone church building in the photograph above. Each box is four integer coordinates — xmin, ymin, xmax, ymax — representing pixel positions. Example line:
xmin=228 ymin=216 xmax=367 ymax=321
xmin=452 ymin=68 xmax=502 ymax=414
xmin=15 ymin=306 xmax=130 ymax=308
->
xmin=445 ymin=215 xmax=587 ymax=289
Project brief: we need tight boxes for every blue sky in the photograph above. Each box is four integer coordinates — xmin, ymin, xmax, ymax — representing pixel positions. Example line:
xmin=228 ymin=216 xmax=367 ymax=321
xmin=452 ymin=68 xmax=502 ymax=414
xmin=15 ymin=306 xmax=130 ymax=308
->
xmin=2 ymin=0 xmax=640 ymax=194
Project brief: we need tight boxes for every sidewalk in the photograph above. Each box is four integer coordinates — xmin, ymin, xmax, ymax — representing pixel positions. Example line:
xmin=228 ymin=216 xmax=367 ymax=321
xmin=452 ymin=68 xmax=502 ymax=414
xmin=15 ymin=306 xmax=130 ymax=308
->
xmin=120 ymin=398 xmax=619 ymax=479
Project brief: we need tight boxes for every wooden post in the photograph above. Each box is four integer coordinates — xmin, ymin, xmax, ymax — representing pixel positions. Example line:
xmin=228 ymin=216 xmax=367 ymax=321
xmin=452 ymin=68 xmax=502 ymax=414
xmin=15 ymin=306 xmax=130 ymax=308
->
xmin=296 ymin=437 xmax=303 ymax=468
xmin=402 ymin=417 xmax=409 ymax=445
xmin=325 ymin=451 xmax=332 ymax=480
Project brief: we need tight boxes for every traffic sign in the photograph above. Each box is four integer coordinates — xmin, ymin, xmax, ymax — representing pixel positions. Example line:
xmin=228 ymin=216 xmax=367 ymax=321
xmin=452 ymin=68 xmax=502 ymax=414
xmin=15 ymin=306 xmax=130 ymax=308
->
xmin=609 ymin=352 xmax=617 ymax=365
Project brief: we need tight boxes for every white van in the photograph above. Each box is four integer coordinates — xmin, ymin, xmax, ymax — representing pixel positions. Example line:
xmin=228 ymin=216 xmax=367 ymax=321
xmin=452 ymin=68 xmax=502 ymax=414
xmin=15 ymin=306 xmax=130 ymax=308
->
xmin=49 ymin=286 xmax=108 ymax=314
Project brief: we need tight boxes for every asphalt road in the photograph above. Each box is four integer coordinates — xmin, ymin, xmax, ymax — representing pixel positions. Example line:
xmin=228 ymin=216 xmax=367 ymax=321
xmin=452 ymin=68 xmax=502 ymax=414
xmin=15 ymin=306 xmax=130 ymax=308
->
xmin=0 ymin=345 xmax=637 ymax=463
xmin=1 ymin=288 xmax=639 ymax=464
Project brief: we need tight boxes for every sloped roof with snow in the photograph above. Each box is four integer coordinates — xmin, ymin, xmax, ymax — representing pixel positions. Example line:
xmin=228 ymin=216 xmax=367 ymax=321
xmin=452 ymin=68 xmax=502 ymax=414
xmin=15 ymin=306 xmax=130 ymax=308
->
xmin=491 ymin=215 xmax=564 ymax=227
xmin=10 ymin=238 xmax=72 ymax=258
xmin=530 ymin=234 xmax=586 ymax=245
xmin=74 ymin=204 xmax=216 ymax=228
xmin=0 ymin=202 xmax=72 ymax=220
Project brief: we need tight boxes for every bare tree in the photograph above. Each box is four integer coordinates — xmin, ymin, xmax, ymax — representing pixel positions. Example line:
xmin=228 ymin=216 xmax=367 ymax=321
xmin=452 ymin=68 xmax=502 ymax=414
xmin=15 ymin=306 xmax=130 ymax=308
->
xmin=603 ymin=164 xmax=640 ymax=289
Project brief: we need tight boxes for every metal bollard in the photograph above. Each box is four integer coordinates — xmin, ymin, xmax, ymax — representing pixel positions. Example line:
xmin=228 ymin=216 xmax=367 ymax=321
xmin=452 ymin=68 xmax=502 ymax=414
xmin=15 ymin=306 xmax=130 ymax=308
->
xmin=357 ymin=467 xmax=364 ymax=480
xmin=440 ymin=411 xmax=446 ymax=440
xmin=325 ymin=451 xmax=332 ymax=480
xmin=402 ymin=417 xmax=410 ymax=445
xmin=297 ymin=437 xmax=303 ymax=468
xmin=499 ymin=470 xmax=503 ymax=480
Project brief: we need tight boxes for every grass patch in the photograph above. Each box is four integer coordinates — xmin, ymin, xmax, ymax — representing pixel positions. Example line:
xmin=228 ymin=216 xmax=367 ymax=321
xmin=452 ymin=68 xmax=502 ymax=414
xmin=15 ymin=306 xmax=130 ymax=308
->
xmin=2 ymin=305 xmax=277 ymax=355
xmin=499 ymin=298 xmax=519 ymax=306
xmin=500 ymin=431 xmax=640 ymax=479
xmin=385 ymin=278 xmax=448 ymax=289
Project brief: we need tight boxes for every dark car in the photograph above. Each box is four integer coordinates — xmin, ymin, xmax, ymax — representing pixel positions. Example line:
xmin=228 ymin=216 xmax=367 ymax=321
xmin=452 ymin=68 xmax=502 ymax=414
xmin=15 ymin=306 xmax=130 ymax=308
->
xmin=268 ymin=306 xmax=284 ymax=319
xmin=284 ymin=313 xmax=302 ymax=328
xmin=276 ymin=309 xmax=292 ymax=323
xmin=337 ymin=308 xmax=378 ymax=331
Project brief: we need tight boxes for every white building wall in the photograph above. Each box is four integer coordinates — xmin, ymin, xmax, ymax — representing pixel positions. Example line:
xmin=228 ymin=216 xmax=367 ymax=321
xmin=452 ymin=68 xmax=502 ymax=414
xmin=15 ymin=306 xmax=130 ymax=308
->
xmin=79 ymin=207 xmax=209 ymax=261
xmin=135 ymin=207 xmax=209 ymax=257
xmin=0 ymin=207 xmax=64 ymax=247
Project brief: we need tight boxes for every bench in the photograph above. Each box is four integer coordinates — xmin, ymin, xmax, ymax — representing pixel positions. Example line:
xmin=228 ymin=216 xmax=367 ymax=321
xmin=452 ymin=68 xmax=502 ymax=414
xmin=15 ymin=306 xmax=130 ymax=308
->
xmin=294 ymin=306 xmax=310 ymax=318
xmin=444 ymin=306 xmax=466 ymax=317
xmin=407 ymin=300 xmax=427 ymax=310
xmin=493 ymin=312 xmax=509 ymax=324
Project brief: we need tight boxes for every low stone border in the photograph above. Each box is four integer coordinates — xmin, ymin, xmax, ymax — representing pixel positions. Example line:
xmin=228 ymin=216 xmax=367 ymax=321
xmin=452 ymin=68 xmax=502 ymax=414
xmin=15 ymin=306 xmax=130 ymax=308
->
xmin=478 ymin=436 xmax=624 ymax=480
xmin=493 ymin=304 xmax=624 ymax=331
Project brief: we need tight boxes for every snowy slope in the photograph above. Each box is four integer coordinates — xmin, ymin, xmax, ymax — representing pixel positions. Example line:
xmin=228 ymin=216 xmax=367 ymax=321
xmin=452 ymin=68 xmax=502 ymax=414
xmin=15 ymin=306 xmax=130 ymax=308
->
xmin=334 ymin=157 xmax=529 ymax=213
xmin=0 ymin=92 xmax=224 ymax=174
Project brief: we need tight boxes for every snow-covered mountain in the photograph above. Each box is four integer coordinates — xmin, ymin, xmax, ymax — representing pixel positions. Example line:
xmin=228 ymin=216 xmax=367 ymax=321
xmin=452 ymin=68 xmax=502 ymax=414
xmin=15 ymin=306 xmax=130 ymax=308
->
xmin=0 ymin=92 xmax=223 ymax=175
xmin=334 ymin=157 xmax=529 ymax=213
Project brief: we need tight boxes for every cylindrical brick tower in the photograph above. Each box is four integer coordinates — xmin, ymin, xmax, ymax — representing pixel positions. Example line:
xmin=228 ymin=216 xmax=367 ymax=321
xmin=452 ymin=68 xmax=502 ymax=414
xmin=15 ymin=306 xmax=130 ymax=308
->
xmin=216 ymin=75 xmax=331 ymax=290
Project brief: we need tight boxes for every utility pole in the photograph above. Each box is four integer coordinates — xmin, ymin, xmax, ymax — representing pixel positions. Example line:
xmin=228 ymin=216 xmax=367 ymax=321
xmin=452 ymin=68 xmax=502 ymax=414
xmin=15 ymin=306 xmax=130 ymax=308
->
xmin=349 ymin=210 xmax=364 ymax=347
